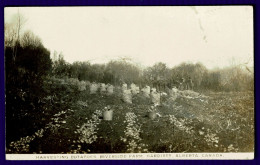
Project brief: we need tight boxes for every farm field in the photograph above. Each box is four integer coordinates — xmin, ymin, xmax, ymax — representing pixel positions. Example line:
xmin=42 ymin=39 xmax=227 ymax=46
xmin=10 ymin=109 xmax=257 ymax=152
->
xmin=4 ymin=7 xmax=254 ymax=158
xmin=6 ymin=78 xmax=254 ymax=154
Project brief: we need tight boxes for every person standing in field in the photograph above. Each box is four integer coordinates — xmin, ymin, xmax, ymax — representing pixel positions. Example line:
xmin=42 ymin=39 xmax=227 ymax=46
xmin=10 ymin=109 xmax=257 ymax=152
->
xmin=188 ymin=77 xmax=194 ymax=90
xmin=179 ymin=77 xmax=186 ymax=90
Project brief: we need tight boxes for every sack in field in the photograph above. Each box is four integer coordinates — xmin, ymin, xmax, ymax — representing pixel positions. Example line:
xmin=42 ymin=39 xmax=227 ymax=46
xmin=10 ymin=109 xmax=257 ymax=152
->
xmin=172 ymin=87 xmax=178 ymax=93
xmin=130 ymin=83 xmax=136 ymax=93
xmin=132 ymin=86 xmax=140 ymax=95
xmin=169 ymin=87 xmax=178 ymax=97
xmin=151 ymin=88 xmax=156 ymax=93
xmin=90 ymin=83 xmax=99 ymax=94
xmin=151 ymin=92 xmax=160 ymax=105
xmin=135 ymin=87 xmax=140 ymax=94
xmin=107 ymin=85 xmax=114 ymax=95
xmin=130 ymin=83 xmax=136 ymax=89
xmin=100 ymin=83 xmax=107 ymax=93
xmin=142 ymin=86 xmax=150 ymax=98
xmin=78 ymin=81 xmax=86 ymax=91
xmin=122 ymin=83 xmax=128 ymax=91
xmin=131 ymin=83 xmax=139 ymax=95
xmin=122 ymin=89 xmax=132 ymax=104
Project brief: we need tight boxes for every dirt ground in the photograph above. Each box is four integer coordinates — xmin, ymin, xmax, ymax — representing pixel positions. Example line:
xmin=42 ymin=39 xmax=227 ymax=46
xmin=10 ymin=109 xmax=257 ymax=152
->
xmin=7 ymin=86 xmax=254 ymax=153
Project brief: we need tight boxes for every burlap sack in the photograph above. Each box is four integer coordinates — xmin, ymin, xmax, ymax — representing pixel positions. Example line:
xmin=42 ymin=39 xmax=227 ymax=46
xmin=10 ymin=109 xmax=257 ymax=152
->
xmin=142 ymin=86 xmax=150 ymax=98
xmin=78 ymin=81 xmax=86 ymax=91
xmin=131 ymin=83 xmax=140 ymax=95
xmin=151 ymin=88 xmax=157 ymax=93
xmin=151 ymin=92 xmax=160 ymax=105
xmin=172 ymin=87 xmax=178 ymax=93
xmin=100 ymin=83 xmax=107 ymax=94
xmin=130 ymin=83 xmax=136 ymax=89
xmin=90 ymin=83 xmax=99 ymax=94
xmin=132 ymin=86 xmax=140 ymax=95
xmin=122 ymin=83 xmax=128 ymax=91
xmin=135 ymin=86 xmax=140 ymax=94
xmin=169 ymin=87 xmax=178 ymax=98
xmin=122 ymin=89 xmax=132 ymax=104
xmin=107 ymin=85 xmax=114 ymax=95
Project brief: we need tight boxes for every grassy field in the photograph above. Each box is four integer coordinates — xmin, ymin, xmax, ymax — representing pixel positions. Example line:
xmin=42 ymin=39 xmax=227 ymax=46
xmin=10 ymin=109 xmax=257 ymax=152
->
xmin=6 ymin=79 xmax=254 ymax=153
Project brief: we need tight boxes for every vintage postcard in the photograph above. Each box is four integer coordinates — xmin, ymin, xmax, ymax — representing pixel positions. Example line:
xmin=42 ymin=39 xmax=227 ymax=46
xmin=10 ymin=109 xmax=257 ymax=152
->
xmin=4 ymin=6 xmax=254 ymax=160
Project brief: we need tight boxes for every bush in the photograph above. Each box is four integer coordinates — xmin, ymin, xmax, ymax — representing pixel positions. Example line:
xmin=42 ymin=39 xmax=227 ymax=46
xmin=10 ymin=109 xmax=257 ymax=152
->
xmin=5 ymin=44 xmax=52 ymax=144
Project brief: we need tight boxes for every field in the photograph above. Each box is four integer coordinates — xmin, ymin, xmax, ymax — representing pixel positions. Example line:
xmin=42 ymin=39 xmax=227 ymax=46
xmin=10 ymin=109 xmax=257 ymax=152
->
xmin=6 ymin=78 xmax=254 ymax=153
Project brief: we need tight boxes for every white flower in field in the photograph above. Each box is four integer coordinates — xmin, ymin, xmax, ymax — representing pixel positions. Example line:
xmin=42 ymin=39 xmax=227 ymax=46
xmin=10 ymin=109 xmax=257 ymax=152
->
xmin=61 ymin=121 xmax=66 ymax=124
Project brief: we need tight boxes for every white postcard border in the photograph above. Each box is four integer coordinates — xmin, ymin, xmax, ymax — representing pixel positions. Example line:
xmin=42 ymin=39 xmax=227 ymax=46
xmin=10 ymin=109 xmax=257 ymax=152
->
xmin=6 ymin=153 xmax=254 ymax=160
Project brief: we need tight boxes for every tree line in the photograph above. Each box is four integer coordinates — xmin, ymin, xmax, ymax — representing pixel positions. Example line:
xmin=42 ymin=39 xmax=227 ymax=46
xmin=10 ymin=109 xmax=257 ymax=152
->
xmin=52 ymin=53 xmax=253 ymax=92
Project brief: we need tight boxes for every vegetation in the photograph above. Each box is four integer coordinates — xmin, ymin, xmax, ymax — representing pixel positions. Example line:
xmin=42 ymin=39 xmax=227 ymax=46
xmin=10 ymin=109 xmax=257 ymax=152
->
xmin=50 ymin=55 xmax=253 ymax=92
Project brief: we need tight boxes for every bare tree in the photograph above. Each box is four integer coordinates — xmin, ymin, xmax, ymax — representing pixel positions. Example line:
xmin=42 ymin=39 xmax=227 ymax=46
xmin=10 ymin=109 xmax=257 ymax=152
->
xmin=21 ymin=30 xmax=43 ymax=48
xmin=4 ymin=22 xmax=17 ymax=47
xmin=5 ymin=10 xmax=27 ymax=62
xmin=13 ymin=10 xmax=27 ymax=62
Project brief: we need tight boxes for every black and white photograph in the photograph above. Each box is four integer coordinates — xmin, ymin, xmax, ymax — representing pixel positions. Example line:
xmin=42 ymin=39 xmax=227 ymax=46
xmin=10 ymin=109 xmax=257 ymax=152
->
xmin=4 ymin=6 xmax=254 ymax=159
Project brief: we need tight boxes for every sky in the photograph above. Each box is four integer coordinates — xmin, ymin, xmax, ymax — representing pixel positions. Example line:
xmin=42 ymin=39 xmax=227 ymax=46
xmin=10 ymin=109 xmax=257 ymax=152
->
xmin=4 ymin=6 xmax=253 ymax=69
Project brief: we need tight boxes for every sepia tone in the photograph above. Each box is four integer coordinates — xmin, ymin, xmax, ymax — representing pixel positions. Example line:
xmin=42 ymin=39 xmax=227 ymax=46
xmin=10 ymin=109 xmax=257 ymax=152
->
xmin=5 ymin=7 xmax=254 ymax=156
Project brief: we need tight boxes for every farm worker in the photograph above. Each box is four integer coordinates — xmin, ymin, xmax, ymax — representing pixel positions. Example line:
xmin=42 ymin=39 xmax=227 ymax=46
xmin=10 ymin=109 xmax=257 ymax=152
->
xmin=188 ymin=77 xmax=194 ymax=90
xmin=179 ymin=77 xmax=186 ymax=90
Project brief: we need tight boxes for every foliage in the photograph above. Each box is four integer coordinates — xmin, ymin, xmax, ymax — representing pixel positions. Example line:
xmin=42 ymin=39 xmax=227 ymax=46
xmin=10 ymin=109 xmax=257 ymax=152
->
xmin=5 ymin=42 xmax=52 ymax=144
xmin=51 ymin=57 xmax=253 ymax=92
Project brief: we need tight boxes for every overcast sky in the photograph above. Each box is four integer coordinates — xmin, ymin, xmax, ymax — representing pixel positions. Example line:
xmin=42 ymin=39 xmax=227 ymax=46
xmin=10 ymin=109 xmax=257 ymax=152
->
xmin=5 ymin=6 xmax=253 ymax=69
